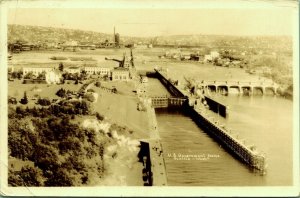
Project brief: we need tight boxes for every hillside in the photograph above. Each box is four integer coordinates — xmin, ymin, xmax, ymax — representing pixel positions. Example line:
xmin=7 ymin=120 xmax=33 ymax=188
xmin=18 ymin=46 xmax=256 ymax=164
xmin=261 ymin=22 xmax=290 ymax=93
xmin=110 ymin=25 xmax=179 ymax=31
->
xmin=8 ymin=24 xmax=293 ymax=53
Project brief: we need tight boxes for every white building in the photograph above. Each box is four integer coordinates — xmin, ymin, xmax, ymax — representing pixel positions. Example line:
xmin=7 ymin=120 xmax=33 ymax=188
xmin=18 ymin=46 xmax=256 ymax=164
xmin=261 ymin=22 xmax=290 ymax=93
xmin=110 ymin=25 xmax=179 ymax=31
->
xmin=23 ymin=67 xmax=54 ymax=76
xmin=210 ymin=51 xmax=220 ymax=59
xmin=204 ymin=54 xmax=212 ymax=62
xmin=84 ymin=66 xmax=111 ymax=76
xmin=111 ymin=67 xmax=130 ymax=81
xmin=46 ymin=70 xmax=62 ymax=84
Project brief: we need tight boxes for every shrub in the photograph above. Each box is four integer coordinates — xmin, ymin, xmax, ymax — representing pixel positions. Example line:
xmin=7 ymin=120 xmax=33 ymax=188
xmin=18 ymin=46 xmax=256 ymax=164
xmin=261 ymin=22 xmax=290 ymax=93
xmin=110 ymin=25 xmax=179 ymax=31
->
xmin=37 ymin=98 xmax=51 ymax=106
xmin=83 ymin=93 xmax=95 ymax=102
xmin=96 ymin=112 xmax=104 ymax=121
xmin=87 ymin=88 xmax=95 ymax=93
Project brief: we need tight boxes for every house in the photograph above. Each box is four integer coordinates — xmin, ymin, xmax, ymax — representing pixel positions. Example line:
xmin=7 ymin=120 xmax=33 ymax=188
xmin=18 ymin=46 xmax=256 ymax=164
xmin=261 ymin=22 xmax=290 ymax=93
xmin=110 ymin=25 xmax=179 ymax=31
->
xmin=111 ymin=67 xmax=130 ymax=81
xmin=84 ymin=66 xmax=111 ymax=76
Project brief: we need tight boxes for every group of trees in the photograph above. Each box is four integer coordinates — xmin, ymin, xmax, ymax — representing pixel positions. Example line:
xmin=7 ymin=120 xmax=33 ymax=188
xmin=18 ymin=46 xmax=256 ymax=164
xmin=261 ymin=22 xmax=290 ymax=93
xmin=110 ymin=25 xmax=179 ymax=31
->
xmin=62 ymin=71 xmax=88 ymax=81
xmin=37 ymin=98 xmax=51 ymax=106
xmin=8 ymin=110 xmax=107 ymax=186
xmin=56 ymin=88 xmax=75 ymax=98
xmin=23 ymin=71 xmax=46 ymax=80
xmin=9 ymin=71 xmax=23 ymax=79
xmin=12 ymin=99 xmax=91 ymax=119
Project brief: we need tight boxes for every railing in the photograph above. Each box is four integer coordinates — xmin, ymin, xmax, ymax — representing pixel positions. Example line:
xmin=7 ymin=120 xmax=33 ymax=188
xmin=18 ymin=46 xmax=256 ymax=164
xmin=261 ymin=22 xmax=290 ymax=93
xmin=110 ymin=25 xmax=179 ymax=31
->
xmin=198 ymin=80 xmax=276 ymax=87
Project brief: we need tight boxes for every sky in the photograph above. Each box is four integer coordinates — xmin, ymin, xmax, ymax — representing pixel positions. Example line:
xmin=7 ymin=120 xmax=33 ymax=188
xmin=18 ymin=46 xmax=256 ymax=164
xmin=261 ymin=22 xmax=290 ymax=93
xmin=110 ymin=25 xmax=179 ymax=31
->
xmin=7 ymin=4 xmax=296 ymax=37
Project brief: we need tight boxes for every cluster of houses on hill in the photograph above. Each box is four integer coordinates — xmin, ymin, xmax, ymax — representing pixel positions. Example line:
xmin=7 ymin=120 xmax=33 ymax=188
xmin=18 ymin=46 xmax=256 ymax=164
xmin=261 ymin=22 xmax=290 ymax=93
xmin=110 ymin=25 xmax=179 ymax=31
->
xmin=159 ymin=49 xmax=250 ymax=68
xmin=159 ymin=50 xmax=221 ymax=62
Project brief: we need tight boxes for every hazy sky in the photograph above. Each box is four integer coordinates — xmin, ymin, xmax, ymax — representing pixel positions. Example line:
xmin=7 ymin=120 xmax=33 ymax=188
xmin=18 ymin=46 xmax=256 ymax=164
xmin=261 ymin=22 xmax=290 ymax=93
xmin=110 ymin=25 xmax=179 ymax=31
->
xmin=8 ymin=7 xmax=296 ymax=37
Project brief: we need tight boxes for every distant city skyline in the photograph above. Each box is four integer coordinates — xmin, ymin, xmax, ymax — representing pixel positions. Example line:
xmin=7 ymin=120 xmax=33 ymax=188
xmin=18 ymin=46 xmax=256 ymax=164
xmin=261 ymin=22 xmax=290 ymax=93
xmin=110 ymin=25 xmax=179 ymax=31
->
xmin=8 ymin=7 xmax=296 ymax=37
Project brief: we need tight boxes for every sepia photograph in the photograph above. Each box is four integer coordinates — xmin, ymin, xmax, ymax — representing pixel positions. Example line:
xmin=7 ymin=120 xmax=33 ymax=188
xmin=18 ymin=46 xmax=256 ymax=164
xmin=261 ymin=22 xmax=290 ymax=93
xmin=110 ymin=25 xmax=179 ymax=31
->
xmin=0 ymin=0 xmax=299 ymax=196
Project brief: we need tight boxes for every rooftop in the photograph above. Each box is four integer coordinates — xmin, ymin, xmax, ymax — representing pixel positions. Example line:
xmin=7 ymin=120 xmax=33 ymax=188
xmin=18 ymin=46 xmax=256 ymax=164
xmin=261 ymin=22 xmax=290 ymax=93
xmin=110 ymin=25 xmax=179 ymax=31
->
xmin=113 ymin=67 xmax=129 ymax=71
xmin=67 ymin=66 xmax=80 ymax=69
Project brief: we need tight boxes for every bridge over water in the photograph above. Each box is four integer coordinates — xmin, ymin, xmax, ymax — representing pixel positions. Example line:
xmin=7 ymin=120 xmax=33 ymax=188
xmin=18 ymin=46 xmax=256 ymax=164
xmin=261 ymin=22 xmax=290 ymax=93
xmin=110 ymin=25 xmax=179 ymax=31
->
xmin=197 ymin=80 xmax=279 ymax=95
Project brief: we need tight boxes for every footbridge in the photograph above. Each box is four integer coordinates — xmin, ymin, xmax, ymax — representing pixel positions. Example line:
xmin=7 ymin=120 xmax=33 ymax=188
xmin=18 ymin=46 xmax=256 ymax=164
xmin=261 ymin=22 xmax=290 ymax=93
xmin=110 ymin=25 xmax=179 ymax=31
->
xmin=198 ymin=80 xmax=279 ymax=95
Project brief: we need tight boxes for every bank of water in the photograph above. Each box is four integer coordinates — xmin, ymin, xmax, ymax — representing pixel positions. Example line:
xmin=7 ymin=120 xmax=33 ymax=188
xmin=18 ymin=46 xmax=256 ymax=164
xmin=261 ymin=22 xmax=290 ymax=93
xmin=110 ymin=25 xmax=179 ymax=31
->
xmin=148 ymin=78 xmax=293 ymax=186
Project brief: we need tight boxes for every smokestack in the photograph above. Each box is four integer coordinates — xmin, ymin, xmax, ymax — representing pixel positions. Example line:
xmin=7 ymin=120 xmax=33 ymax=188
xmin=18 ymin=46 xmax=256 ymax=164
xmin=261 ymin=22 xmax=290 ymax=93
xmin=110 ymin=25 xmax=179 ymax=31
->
xmin=114 ymin=26 xmax=116 ymax=42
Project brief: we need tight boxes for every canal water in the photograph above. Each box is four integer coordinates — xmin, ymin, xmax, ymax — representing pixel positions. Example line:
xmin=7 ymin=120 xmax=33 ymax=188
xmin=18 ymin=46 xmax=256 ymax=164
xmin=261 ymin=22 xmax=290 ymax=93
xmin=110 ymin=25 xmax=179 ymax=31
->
xmin=147 ymin=78 xmax=293 ymax=186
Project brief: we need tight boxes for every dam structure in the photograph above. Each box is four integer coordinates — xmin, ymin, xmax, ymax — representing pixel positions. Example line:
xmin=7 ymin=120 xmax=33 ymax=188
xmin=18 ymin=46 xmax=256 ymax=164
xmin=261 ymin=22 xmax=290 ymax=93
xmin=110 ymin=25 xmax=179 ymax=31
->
xmin=198 ymin=80 xmax=279 ymax=95
xmin=151 ymin=96 xmax=187 ymax=108
xmin=150 ymin=68 xmax=266 ymax=172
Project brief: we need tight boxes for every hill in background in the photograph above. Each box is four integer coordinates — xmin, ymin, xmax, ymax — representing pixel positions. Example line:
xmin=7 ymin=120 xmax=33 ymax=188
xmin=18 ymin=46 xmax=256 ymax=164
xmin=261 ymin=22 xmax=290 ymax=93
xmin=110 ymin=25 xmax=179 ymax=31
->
xmin=8 ymin=24 xmax=292 ymax=53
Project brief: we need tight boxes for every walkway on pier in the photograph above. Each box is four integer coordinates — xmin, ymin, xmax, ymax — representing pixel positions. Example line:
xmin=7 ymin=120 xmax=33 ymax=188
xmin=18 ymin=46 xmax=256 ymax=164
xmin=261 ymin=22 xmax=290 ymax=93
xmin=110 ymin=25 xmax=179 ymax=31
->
xmin=146 ymin=98 xmax=168 ymax=186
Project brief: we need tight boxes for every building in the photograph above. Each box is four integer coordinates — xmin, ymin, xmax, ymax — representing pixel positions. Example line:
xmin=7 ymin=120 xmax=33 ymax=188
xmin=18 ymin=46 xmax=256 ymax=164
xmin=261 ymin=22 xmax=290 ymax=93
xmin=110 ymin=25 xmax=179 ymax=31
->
xmin=23 ymin=67 xmax=54 ymax=76
xmin=204 ymin=54 xmax=213 ymax=62
xmin=210 ymin=51 xmax=220 ymax=59
xmin=65 ymin=66 xmax=81 ymax=74
xmin=111 ymin=67 xmax=130 ymax=81
xmin=84 ymin=66 xmax=111 ymax=76
xmin=46 ymin=70 xmax=62 ymax=84
xmin=180 ymin=53 xmax=191 ymax=60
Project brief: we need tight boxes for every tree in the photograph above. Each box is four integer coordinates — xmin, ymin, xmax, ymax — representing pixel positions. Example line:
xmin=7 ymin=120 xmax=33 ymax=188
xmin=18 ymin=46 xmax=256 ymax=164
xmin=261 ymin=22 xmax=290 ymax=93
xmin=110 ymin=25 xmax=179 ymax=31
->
xmin=95 ymin=81 xmax=101 ymax=87
xmin=8 ymin=96 xmax=17 ymax=105
xmin=56 ymin=88 xmax=66 ymax=98
xmin=79 ymin=70 xmax=88 ymax=80
xmin=44 ymin=167 xmax=74 ymax=186
xmin=59 ymin=62 xmax=64 ymax=72
xmin=112 ymin=88 xmax=117 ymax=94
xmin=20 ymin=91 xmax=28 ymax=105
xmin=8 ymin=166 xmax=44 ymax=186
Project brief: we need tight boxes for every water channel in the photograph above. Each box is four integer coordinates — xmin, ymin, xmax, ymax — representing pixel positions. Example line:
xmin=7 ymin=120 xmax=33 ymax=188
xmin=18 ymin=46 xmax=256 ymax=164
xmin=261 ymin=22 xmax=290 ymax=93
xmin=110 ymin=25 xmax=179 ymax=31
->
xmin=146 ymin=77 xmax=293 ymax=186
